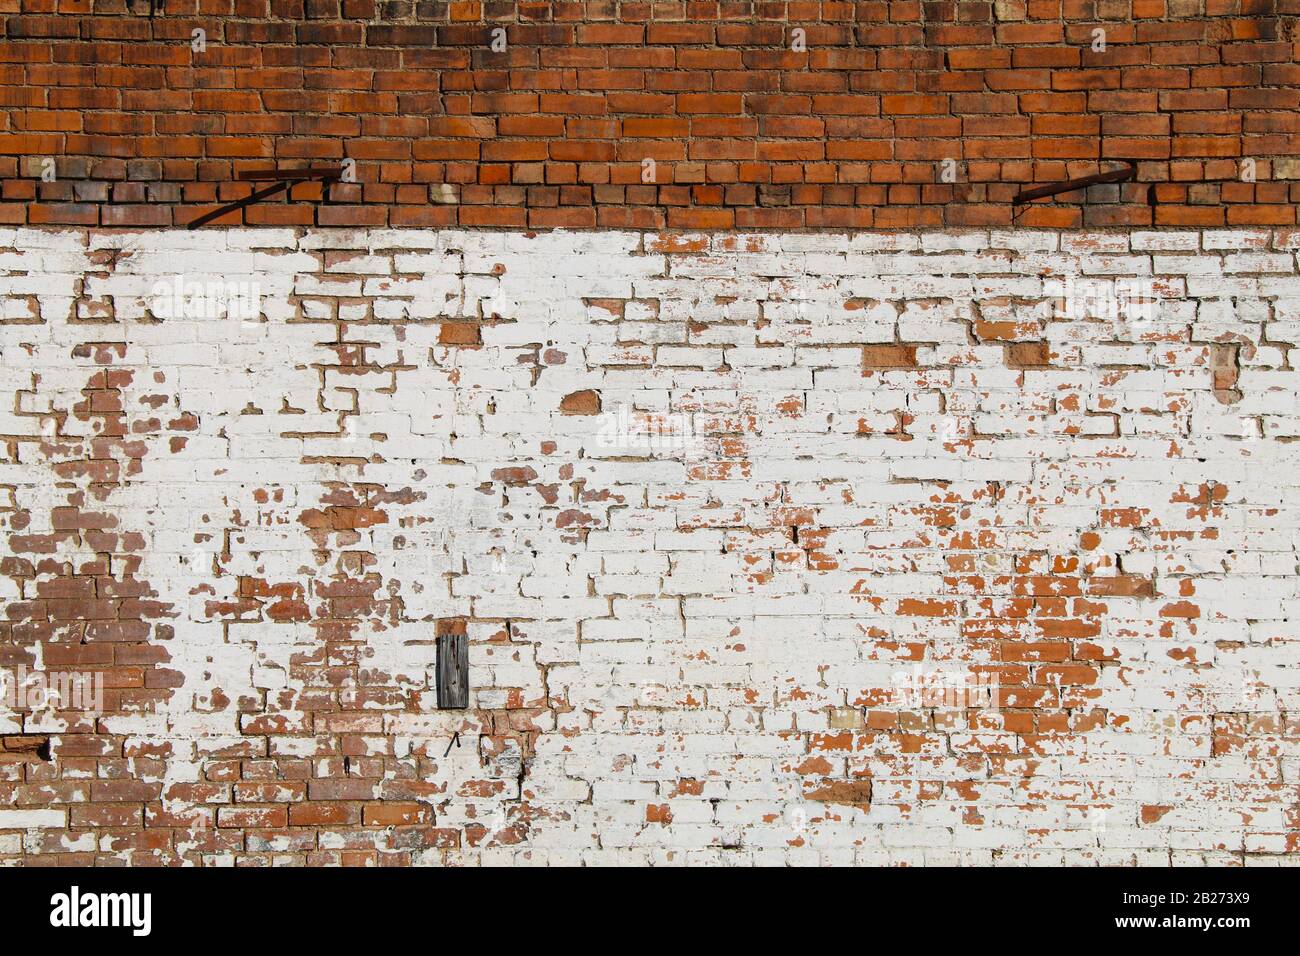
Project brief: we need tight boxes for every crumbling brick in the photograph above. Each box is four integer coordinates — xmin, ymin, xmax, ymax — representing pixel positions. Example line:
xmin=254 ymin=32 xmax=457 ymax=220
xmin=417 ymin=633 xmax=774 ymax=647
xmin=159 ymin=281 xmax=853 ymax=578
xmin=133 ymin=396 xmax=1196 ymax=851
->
xmin=560 ymin=389 xmax=602 ymax=415
xmin=0 ymin=226 xmax=1294 ymax=868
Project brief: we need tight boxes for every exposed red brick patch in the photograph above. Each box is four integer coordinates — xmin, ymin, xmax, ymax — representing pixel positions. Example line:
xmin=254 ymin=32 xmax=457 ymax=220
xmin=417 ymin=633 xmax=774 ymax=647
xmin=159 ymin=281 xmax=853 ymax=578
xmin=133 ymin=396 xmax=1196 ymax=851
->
xmin=560 ymin=389 xmax=602 ymax=415
xmin=1 ymin=358 xmax=189 ymax=863
xmin=862 ymin=344 xmax=919 ymax=369
xmin=1005 ymin=341 xmax=1053 ymax=368
xmin=1210 ymin=342 xmax=1241 ymax=404
xmin=1142 ymin=805 xmax=1174 ymax=824
xmin=439 ymin=322 xmax=481 ymax=346
xmin=804 ymin=779 xmax=873 ymax=809
xmin=972 ymin=319 xmax=1042 ymax=343
xmin=491 ymin=466 xmax=538 ymax=484
xmin=438 ymin=618 xmax=467 ymax=639
xmin=298 ymin=503 xmax=389 ymax=532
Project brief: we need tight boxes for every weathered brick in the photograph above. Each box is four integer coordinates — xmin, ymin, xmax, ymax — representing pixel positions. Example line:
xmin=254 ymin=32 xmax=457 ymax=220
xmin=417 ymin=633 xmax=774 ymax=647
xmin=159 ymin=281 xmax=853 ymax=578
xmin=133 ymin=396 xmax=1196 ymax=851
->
xmin=0 ymin=10 xmax=1290 ymax=229
xmin=0 ymin=227 xmax=1296 ymax=870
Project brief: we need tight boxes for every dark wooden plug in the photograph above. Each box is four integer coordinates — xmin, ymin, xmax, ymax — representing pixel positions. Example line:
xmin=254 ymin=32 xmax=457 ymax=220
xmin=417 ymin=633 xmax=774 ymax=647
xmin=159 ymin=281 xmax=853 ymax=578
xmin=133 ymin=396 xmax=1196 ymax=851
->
xmin=436 ymin=619 xmax=468 ymax=710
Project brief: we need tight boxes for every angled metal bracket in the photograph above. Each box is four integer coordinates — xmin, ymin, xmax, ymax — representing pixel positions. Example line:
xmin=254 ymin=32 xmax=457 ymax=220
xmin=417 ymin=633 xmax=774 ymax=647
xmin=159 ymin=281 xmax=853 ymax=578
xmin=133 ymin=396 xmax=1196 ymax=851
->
xmin=1012 ymin=160 xmax=1138 ymax=205
xmin=186 ymin=165 xmax=344 ymax=230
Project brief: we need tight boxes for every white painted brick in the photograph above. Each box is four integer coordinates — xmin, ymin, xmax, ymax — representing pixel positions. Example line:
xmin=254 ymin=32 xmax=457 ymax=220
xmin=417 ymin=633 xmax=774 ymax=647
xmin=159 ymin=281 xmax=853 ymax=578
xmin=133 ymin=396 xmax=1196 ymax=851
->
xmin=1 ymin=228 xmax=1297 ymax=866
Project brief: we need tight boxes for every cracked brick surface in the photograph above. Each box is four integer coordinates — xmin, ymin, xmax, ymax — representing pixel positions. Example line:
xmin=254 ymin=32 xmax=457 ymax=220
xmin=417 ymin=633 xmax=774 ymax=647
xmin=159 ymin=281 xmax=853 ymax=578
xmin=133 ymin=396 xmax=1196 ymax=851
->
xmin=1 ymin=226 xmax=1299 ymax=865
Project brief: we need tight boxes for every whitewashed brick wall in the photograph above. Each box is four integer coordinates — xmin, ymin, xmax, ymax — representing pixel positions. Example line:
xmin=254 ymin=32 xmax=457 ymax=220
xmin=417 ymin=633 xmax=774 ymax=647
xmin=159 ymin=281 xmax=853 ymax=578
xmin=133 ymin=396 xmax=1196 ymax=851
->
xmin=2 ymin=227 xmax=1299 ymax=865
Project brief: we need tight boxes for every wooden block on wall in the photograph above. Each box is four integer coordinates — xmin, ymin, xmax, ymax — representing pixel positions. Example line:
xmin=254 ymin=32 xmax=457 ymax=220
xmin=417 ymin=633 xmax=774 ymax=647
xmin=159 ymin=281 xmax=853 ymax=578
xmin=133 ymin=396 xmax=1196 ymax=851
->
xmin=436 ymin=618 xmax=468 ymax=710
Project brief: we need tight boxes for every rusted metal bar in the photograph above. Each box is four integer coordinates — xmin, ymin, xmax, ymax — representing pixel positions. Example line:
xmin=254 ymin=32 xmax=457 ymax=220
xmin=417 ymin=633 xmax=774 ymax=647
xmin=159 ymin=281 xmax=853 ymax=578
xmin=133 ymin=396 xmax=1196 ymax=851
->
xmin=186 ymin=179 xmax=297 ymax=230
xmin=1012 ymin=161 xmax=1137 ymax=205
xmin=186 ymin=165 xmax=345 ymax=229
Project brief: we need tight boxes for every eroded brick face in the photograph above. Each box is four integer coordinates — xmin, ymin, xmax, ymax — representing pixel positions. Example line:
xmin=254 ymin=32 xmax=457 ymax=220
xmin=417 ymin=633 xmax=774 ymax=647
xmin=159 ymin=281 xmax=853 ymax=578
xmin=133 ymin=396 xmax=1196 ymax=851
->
xmin=1 ymin=226 xmax=1299 ymax=865
xmin=1 ymin=2 xmax=1298 ymax=229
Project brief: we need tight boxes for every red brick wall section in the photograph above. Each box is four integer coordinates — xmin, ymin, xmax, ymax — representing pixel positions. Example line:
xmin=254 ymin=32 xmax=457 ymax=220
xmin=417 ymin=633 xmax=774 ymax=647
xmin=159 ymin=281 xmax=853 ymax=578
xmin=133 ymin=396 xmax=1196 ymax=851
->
xmin=0 ymin=0 xmax=1297 ymax=230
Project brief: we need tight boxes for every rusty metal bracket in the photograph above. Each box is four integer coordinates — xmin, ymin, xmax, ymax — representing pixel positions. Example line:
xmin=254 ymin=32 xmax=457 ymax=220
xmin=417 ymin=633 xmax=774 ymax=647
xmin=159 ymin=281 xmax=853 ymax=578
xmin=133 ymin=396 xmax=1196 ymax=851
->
xmin=186 ymin=165 xmax=344 ymax=230
xmin=1012 ymin=161 xmax=1138 ymax=205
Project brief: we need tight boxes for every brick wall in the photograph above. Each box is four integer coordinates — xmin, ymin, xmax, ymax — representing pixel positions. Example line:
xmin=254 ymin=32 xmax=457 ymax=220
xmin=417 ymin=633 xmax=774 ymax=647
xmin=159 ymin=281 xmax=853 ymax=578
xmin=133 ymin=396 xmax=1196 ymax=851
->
xmin=1 ymin=1 xmax=1297 ymax=230
xmin=2 ymin=226 xmax=1299 ymax=864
